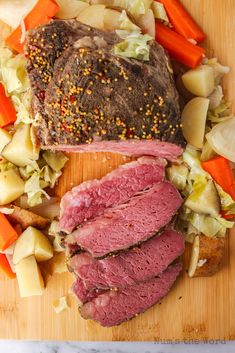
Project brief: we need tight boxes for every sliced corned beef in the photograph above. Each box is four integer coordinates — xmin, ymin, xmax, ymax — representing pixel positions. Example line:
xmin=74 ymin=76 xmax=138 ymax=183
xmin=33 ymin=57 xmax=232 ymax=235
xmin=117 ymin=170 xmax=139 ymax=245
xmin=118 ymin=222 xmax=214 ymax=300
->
xmin=79 ymin=263 xmax=182 ymax=327
xmin=60 ymin=157 xmax=166 ymax=233
xmin=68 ymin=229 xmax=184 ymax=303
xmin=72 ymin=277 xmax=104 ymax=304
xmin=65 ymin=182 xmax=182 ymax=258
xmin=44 ymin=140 xmax=182 ymax=160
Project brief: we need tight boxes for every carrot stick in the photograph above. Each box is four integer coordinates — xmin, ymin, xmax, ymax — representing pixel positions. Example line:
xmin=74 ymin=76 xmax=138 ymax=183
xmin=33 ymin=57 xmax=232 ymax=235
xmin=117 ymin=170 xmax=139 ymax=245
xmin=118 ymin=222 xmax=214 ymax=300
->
xmin=155 ymin=22 xmax=205 ymax=68
xmin=221 ymin=211 xmax=235 ymax=220
xmin=0 ymin=83 xmax=17 ymax=127
xmin=6 ymin=0 xmax=59 ymax=53
xmin=157 ymin=0 xmax=206 ymax=42
xmin=201 ymin=156 xmax=235 ymax=199
xmin=0 ymin=213 xmax=18 ymax=252
xmin=0 ymin=254 xmax=16 ymax=279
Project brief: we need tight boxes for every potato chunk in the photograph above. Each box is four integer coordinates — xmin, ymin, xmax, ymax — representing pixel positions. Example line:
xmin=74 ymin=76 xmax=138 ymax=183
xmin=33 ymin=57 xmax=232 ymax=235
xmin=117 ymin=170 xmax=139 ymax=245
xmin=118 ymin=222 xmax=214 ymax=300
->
xmin=181 ymin=97 xmax=210 ymax=148
xmin=13 ymin=226 xmax=53 ymax=265
xmin=1 ymin=124 xmax=39 ymax=167
xmin=15 ymin=255 xmax=44 ymax=297
xmin=188 ymin=235 xmax=225 ymax=277
xmin=0 ymin=128 xmax=11 ymax=153
xmin=77 ymin=4 xmax=106 ymax=29
xmin=55 ymin=0 xmax=89 ymax=19
xmin=104 ymin=9 xmax=121 ymax=31
xmin=0 ymin=169 xmax=25 ymax=205
xmin=182 ymin=65 xmax=215 ymax=97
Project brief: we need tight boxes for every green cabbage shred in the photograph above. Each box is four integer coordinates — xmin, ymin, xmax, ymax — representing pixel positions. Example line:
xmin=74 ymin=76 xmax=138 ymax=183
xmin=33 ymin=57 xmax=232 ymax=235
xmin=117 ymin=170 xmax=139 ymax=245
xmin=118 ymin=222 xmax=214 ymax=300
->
xmin=178 ymin=145 xmax=235 ymax=239
xmin=0 ymin=46 xmax=33 ymax=124
xmin=115 ymin=30 xmax=152 ymax=61
xmin=20 ymin=152 xmax=68 ymax=207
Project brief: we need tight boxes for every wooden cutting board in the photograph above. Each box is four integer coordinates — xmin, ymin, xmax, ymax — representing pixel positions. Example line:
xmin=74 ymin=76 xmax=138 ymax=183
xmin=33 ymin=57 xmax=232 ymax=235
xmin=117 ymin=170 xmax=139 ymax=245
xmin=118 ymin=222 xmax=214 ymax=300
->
xmin=0 ymin=0 xmax=235 ymax=341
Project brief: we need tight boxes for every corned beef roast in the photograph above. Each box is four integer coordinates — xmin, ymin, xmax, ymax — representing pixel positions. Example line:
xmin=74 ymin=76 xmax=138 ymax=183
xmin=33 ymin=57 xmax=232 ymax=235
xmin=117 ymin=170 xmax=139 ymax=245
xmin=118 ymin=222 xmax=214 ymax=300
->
xmin=79 ymin=263 xmax=182 ymax=327
xmin=25 ymin=20 xmax=185 ymax=155
xmin=65 ymin=181 xmax=182 ymax=258
xmin=69 ymin=229 xmax=185 ymax=303
xmin=60 ymin=156 xmax=166 ymax=233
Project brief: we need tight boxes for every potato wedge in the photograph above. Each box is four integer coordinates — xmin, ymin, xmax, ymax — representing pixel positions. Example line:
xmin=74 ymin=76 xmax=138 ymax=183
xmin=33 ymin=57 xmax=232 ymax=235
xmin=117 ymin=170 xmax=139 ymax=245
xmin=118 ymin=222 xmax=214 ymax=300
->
xmin=8 ymin=206 xmax=50 ymax=230
xmin=77 ymin=4 xmax=106 ymax=29
xmin=55 ymin=0 xmax=89 ymax=19
xmin=0 ymin=128 xmax=12 ymax=153
xmin=13 ymin=226 xmax=53 ymax=265
xmin=182 ymin=65 xmax=215 ymax=97
xmin=104 ymin=9 xmax=121 ymax=31
xmin=188 ymin=235 xmax=225 ymax=277
xmin=181 ymin=97 xmax=210 ymax=148
xmin=15 ymin=255 xmax=44 ymax=297
xmin=1 ymin=124 xmax=39 ymax=167
xmin=0 ymin=169 xmax=25 ymax=205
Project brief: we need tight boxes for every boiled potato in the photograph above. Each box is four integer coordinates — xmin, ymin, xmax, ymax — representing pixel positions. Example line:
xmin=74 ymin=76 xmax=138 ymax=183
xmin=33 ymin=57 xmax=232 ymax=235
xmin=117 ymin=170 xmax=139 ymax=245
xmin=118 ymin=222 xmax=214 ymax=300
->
xmin=1 ymin=124 xmax=39 ymax=167
xmin=13 ymin=226 xmax=53 ymax=265
xmin=188 ymin=235 xmax=225 ymax=277
xmin=182 ymin=65 xmax=215 ymax=97
xmin=104 ymin=9 xmax=121 ymax=31
xmin=55 ymin=0 xmax=89 ymax=19
xmin=0 ymin=169 xmax=25 ymax=205
xmin=0 ymin=128 xmax=11 ymax=153
xmin=15 ymin=255 xmax=44 ymax=297
xmin=77 ymin=4 xmax=106 ymax=29
xmin=181 ymin=97 xmax=210 ymax=148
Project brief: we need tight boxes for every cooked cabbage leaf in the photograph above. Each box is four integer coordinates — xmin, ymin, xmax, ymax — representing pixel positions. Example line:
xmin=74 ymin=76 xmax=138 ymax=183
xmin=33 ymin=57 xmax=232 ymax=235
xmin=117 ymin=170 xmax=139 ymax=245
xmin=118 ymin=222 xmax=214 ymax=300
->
xmin=205 ymin=57 xmax=230 ymax=85
xmin=21 ymin=152 xmax=68 ymax=207
xmin=216 ymin=184 xmax=235 ymax=215
xmin=181 ymin=210 xmax=233 ymax=238
xmin=127 ymin=0 xmax=152 ymax=14
xmin=0 ymin=160 xmax=16 ymax=172
xmin=24 ymin=172 xmax=50 ymax=207
xmin=179 ymin=144 xmax=234 ymax=236
xmin=42 ymin=151 xmax=68 ymax=172
xmin=0 ymin=46 xmax=33 ymax=124
xmin=115 ymin=29 xmax=152 ymax=61
xmin=207 ymin=100 xmax=232 ymax=124
xmin=11 ymin=90 xmax=33 ymax=124
xmin=0 ymin=47 xmax=29 ymax=94
xmin=208 ymin=85 xmax=223 ymax=110
xmin=166 ymin=164 xmax=189 ymax=191
xmin=151 ymin=1 xmax=169 ymax=23
xmin=118 ymin=10 xmax=140 ymax=31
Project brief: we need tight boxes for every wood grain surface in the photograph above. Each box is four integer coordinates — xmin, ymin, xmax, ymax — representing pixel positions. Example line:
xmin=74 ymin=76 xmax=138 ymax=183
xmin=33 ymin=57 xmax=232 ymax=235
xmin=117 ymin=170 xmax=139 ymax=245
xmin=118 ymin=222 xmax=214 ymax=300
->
xmin=0 ymin=0 xmax=235 ymax=341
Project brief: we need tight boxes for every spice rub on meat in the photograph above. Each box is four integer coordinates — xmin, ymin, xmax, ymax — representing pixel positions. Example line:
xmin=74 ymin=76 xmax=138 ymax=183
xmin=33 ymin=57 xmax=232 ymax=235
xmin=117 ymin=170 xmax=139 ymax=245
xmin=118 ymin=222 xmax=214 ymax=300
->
xmin=25 ymin=20 xmax=185 ymax=153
